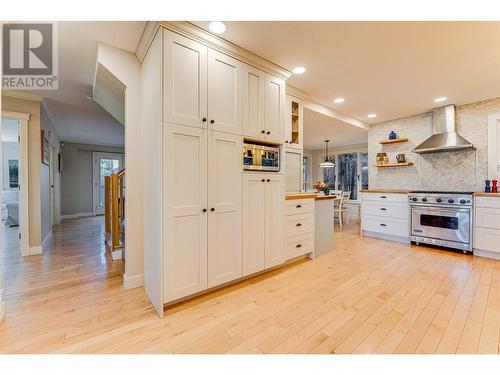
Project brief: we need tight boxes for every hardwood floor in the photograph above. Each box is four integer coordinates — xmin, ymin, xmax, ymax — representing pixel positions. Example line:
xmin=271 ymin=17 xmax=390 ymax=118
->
xmin=0 ymin=217 xmax=499 ymax=354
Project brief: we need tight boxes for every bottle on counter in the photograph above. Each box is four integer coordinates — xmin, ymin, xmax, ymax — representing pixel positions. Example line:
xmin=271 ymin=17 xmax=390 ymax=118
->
xmin=485 ymin=180 xmax=491 ymax=193
xmin=492 ymin=179 xmax=498 ymax=193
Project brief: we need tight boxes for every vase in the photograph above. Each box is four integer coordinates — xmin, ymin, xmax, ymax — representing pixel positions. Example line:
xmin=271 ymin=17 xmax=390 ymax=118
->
xmin=389 ymin=131 xmax=397 ymax=140
xmin=323 ymin=189 xmax=330 ymax=196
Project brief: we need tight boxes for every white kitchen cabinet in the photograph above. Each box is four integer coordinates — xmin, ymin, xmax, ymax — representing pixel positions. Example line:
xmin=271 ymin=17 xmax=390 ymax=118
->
xmin=207 ymin=49 xmax=242 ymax=135
xmin=285 ymin=150 xmax=303 ymax=193
xmin=207 ymin=131 xmax=243 ymax=287
xmin=242 ymin=174 xmax=284 ymax=275
xmin=474 ymin=197 xmax=500 ymax=259
xmin=284 ymin=197 xmax=315 ymax=261
xmin=242 ymin=65 xmax=266 ymax=139
xmin=164 ymin=124 xmax=208 ymax=302
xmin=265 ymin=74 xmax=286 ymax=143
xmin=163 ymin=30 xmax=207 ymax=129
xmin=285 ymin=96 xmax=303 ymax=150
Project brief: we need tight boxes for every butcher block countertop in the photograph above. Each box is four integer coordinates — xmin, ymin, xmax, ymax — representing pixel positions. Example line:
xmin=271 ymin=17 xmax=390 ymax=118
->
xmin=474 ymin=192 xmax=500 ymax=197
xmin=360 ymin=189 xmax=411 ymax=194
xmin=284 ymin=193 xmax=339 ymax=201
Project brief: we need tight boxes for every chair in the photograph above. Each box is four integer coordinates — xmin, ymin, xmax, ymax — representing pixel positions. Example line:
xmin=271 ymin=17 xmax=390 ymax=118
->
xmin=334 ymin=191 xmax=351 ymax=227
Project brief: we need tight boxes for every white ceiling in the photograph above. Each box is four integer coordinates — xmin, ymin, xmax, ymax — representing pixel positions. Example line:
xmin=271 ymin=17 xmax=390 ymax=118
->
xmin=1 ymin=119 xmax=19 ymax=143
xmin=20 ymin=21 xmax=146 ymax=146
xmin=303 ymin=108 xmax=367 ymax=151
xmin=192 ymin=21 xmax=500 ymax=124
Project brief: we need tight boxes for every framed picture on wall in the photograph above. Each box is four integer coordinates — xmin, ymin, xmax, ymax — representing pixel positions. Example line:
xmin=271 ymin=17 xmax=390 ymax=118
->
xmin=41 ymin=130 xmax=50 ymax=165
xmin=8 ymin=160 xmax=19 ymax=188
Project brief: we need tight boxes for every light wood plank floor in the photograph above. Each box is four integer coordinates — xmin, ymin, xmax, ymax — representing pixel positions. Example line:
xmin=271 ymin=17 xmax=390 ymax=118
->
xmin=0 ymin=216 xmax=498 ymax=354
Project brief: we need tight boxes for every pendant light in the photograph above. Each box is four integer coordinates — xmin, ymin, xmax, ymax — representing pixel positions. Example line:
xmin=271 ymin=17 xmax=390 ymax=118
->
xmin=319 ymin=140 xmax=335 ymax=168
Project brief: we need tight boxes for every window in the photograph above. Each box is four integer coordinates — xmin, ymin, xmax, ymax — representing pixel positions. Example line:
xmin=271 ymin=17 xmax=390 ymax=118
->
xmin=322 ymin=156 xmax=336 ymax=188
xmin=303 ymin=156 xmax=309 ymax=191
xmin=337 ymin=153 xmax=358 ymax=200
xmin=320 ymin=151 xmax=368 ymax=201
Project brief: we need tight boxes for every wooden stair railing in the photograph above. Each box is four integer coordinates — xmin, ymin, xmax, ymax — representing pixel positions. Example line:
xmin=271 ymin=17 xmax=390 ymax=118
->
xmin=104 ymin=169 xmax=125 ymax=260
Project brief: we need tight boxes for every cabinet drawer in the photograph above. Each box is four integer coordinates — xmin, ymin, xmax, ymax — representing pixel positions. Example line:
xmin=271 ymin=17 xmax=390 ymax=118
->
xmin=285 ymin=198 xmax=314 ymax=215
xmin=284 ymin=233 xmax=313 ymax=260
xmin=285 ymin=212 xmax=313 ymax=238
xmin=362 ymin=201 xmax=409 ymax=219
xmin=475 ymin=197 xmax=500 ymax=209
xmin=362 ymin=215 xmax=409 ymax=238
xmin=361 ymin=192 xmax=408 ymax=203
xmin=475 ymin=207 xmax=500 ymax=230
xmin=474 ymin=227 xmax=500 ymax=253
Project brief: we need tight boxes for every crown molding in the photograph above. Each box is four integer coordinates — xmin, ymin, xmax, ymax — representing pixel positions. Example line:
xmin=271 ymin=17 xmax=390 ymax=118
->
xmin=1 ymin=90 xmax=43 ymax=102
xmin=139 ymin=21 xmax=292 ymax=81
xmin=286 ymin=84 xmax=309 ymax=100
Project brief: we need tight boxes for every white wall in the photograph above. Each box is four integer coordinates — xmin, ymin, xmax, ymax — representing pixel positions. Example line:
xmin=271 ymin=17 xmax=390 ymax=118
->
xmin=96 ymin=43 xmax=143 ymax=288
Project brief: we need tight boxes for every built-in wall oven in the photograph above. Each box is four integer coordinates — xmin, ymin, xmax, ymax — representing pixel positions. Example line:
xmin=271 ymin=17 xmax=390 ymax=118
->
xmin=243 ymin=143 xmax=280 ymax=172
xmin=409 ymin=191 xmax=473 ymax=252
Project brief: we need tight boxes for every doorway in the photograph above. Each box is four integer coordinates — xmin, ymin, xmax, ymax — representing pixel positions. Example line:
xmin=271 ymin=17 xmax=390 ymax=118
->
xmin=92 ymin=152 xmax=124 ymax=215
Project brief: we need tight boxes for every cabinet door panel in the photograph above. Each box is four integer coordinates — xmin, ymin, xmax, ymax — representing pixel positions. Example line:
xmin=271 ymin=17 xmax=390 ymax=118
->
xmin=285 ymin=151 xmax=302 ymax=193
xmin=208 ymin=132 xmax=243 ymax=287
xmin=208 ymin=49 xmax=242 ymax=135
xmin=163 ymin=30 xmax=207 ymax=128
xmin=265 ymin=175 xmax=284 ymax=268
xmin=164 ymin=124 xmax=208 ymax=302
xmin=265 ymin=74 xmax=286 ymax=143
xmin=242 ymin=65 xmax=266 ymax=139
xmin=242 ymin=174 xmax=266 ymax=276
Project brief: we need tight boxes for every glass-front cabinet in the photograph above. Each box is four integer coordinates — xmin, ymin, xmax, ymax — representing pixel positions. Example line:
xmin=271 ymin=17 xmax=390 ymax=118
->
xmin=285 ymin=95 xmax=303 ymax=150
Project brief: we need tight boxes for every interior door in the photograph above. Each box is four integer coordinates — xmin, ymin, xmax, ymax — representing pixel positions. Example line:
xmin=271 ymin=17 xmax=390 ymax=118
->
xmin=264 ymin=74 xmax=286 ymax=143
xmin=93 ymin=153 xmax=124 ymax=215
xmin=207 ymin=131 xmax=243 ymax=287
xmin=242 ymin=65 xmax=266 ymax=139
xmin=265 ymin=175 xmax=284 ymax=268
xmin=207 ymin=49 xmax=242 ymax=135
xmin=164 ymin=123 xmax=208 ymax=302
xmin=242 ymin=174 xmax=266 ymax=276
xmin=163 ymin=29 xmax=208 ymax=128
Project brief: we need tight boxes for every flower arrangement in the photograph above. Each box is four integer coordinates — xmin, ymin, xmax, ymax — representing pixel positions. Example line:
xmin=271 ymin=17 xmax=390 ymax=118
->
xmin=314 ymin=181 xmax=330 ymax=195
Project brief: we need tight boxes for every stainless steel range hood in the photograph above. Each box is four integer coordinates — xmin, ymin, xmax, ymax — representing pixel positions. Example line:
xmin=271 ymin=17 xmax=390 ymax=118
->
xmin=412 ymin=105 xmax=475 ymax=154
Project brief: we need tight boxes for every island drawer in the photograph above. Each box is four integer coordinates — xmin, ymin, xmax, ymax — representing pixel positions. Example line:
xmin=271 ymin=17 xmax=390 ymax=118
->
xmin=284 ymin=233 xmax=313 ymax=260
xmin=285 ymin=212 xmax=314 ymax=238
xmin=285 ymin=198 xmax=314 ymax=215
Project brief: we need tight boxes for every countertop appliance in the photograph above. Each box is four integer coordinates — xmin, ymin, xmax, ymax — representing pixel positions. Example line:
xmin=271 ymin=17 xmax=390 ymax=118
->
xmin=243 ymin=143 xmax=280 ymax=172
xmin=409 ymin=191 xmax=473 ymax=252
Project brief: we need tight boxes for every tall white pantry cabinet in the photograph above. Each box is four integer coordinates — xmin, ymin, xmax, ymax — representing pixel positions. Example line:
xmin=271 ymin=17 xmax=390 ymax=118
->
xmin=142 ymin=26 xmax=287 ymax=317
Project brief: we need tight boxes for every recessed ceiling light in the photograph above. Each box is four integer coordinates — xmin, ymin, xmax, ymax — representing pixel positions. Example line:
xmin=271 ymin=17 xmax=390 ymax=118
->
xmin=434 ymin=96 xmax=447 ymax=103
xmin=334 ymin=98 xmax=345 ymax=104
xmin=367 ymin=113 xmax=377 ymax=118
xmin=292 ymin=66 xmax=306 ymax=74
xmin=208 ymin=21 xmax=226 ymax=34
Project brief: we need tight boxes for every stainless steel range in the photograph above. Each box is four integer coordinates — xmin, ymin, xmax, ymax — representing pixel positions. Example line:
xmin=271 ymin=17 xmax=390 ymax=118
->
xmin=409 ymin=191 xmax=473 ymax=252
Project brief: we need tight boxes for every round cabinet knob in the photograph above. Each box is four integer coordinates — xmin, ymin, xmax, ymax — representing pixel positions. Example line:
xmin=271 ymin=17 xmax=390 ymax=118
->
xmin=261 ymin=179 xmax=265 ymax=182
xmin=266 ymin=131 xmax=271 ymax=135
xmin=261 ymin=130 xmax=266 ymax=134
xmin=202 ymin=118 xmax=207 ymax=122
xmin=266 ymin=179 xmax=270 ymax=182
xmin=285 ymin=140 xmax=289 ymax=143
xmin=210 ymin=119 xmax=215 ymax=124
xmin=422 ymin=198 xmax=427 ymax=202
xmin=460 ymin=199 xmax=466 ymax=204
xmin=412 ymin=197 xmax=418 ymax=202
xmin=210 ymin=208 xmax=215 ymax=212
xmin=436 ymin=198 xmax=442 ymax=203
xmin=202 ymin=208 xmax=207 ymax=212
xmin=448 ymin=199 xmax=454 ymax=204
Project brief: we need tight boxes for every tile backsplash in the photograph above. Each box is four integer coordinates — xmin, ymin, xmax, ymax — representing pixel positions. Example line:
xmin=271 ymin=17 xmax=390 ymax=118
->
xmin=368 ymin=98 xmax=500 ymax=192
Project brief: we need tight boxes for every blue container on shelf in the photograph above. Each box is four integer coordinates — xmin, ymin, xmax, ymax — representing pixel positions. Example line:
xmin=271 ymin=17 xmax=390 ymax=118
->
xmin=389 ymin=131 xmax=397 ymax=140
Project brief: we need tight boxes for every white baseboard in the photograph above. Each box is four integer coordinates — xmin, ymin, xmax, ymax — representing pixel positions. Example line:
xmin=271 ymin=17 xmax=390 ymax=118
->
xmin=20 ymin=244 xmax=31 ymax=257
xmin=30 ymin=245 xmax=42 ymax=255
xmin=474 ymin=249 xmax=500 ymax=260
xmin=61 ymin=212 xmax=95 ymax=220
xmin=123 ymin=273 xmax=143 ymax=289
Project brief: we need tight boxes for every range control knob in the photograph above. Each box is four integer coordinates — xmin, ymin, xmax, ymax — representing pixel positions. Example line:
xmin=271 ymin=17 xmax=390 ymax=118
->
xmin=421 ymin=197 xmax=427 ymax=202
xmin=436 ymin=198 xmax=442 ymax=203
xmin=460 ymin=199 xmax=466 ymax=204
xmin=448 ymin=199 xmax=455 ymax=204
xmin=412 ymin=197 xmax=418 ymax=202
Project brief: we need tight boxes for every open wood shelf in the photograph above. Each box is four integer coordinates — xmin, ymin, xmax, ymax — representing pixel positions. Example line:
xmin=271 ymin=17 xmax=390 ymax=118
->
xmin=379 ymin=137 xmax=408 ymax=144
xmin=375 ymin=162 xmax=414 ymax=167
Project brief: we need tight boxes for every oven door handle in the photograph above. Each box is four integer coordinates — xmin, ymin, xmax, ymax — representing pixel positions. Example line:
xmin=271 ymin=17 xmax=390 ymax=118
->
xmin=410 ymin=206 xmax=471 ymax=215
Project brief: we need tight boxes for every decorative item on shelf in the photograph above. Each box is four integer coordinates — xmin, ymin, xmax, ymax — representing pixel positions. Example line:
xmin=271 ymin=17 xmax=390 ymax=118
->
xmin=319 ymin=140 xmax=335 ymax=168
xmin=389 ymin=131 xmax=397 ymax=140
xmin=376 ymin=152 xmax=388 ymax=165
xmin=492 ymin=179 xmax=498 ymax=193
xmin=314 ymin=181 xmax=330 ymax=196
xmin=396 ymin=153 xmax=406 ymax=163
xmin=484 ymin=180 xmax=491 ymax=193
